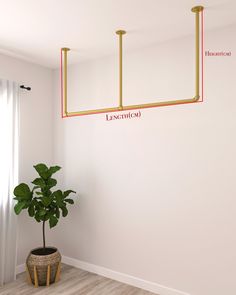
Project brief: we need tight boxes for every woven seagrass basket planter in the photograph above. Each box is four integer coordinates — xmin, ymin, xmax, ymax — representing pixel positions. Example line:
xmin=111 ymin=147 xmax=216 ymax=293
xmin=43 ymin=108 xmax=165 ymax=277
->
xmin=26 ymin=247 xmax=61 ymax=286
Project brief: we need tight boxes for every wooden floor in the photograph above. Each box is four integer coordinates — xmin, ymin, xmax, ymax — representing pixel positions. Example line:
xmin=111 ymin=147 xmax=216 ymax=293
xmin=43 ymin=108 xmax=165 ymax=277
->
xmin=0 ymin=264 xmax=157 ymax=295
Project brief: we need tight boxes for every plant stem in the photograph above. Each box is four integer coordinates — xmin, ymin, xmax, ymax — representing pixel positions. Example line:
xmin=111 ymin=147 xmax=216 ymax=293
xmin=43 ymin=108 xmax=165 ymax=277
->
xmin=43 ymin=219 xmax=46 ymax=250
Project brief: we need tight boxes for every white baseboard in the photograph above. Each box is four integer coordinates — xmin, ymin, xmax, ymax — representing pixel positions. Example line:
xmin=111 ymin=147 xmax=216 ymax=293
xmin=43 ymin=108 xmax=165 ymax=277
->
xmin=62 ymin=256 xmax=190 ymax=295
xmin=16 ymin=263 xmax=25 ymax=275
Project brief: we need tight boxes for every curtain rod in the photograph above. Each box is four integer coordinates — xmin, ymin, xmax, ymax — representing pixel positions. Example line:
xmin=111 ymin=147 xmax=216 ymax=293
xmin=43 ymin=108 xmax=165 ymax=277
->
xmin=20 ymin=85 xmax=31 ymax=91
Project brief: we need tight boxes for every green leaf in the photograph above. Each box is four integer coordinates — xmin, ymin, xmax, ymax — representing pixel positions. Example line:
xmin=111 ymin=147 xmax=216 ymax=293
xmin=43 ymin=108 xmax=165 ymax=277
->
xmin=63 ymin=190 xmax=76 ymax=198
xmin=32 ymin=199 xmax=40 ymax=207
xmin=41 ymin=196 xmax=52 ymax=207
xmin=28 ymin=204 xmax=35 ymax=217
xmin=47 ymin=178 xmax=57 ymax=189
xmin=34 ymin=163 xmax=49 ymax=179
xmin=61 ymin=206 xmax=68 ymax=217
xmin=32 ymin=186 xmax=40 ymax=192
xmin=44 ymin=189 xmax=52 ymax=197
xmin=14 ymin=201 xmax=26 ymax=215
xmin=37 ymin=201 xmax=44 ymax=208
xmin=14 ymin=183 xmax=31 ymax=200
xmin=31 ymin=199 xmax=38 ymax=208
xmin=34 ymin=164 xmax=61 ymax=180
xmin=55 ymin=207 xmax=60 ymax=219
xmin=23 ymin=202 xmax=30 ymax=209
xmin=57 ymin=200 xmax=64 ymax=207
xmin=65 ymin=199 xmax=74 ymax=204
xmin=53 ymin=190 xmax=64 ymax=207
xmin=49 ymin=215 xmax=58 ymax=228
xmin=45 ymin=212 xmax=53 ymax=221
xmin=48 ymin=166 xmax=61 ymax=176
xmin=53 ymin=190 xmax=63 ymax=198
xmin=32 ymin=178 xmax=45 ymax=188
xmin=13 ymin=196 xmax=23 ymax=201
xmin=38 ymin=209 xmax=47 ymax=216
xmin=35 ymin=212 xmax=41 ymax=222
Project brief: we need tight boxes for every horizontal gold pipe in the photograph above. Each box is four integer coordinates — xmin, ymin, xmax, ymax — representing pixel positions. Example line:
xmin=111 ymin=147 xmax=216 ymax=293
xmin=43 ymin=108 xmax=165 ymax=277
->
xmin=68 ymin=106 xmax=120 ymax=116
xmin=66 ymin=96 xmax=199 ymax=117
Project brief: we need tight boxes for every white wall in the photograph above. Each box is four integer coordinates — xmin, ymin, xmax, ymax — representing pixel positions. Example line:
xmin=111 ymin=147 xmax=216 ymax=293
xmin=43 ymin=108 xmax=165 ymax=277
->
xmin=0 ymin=54 xmax=54 ymax=265
xmin=52 ymin=24 xmax=236 ymax=295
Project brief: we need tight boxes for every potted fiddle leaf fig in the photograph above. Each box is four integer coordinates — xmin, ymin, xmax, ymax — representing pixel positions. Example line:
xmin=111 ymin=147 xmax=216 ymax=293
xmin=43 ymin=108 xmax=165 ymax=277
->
xmin=13 ymin=163 xmax=77 ymax=286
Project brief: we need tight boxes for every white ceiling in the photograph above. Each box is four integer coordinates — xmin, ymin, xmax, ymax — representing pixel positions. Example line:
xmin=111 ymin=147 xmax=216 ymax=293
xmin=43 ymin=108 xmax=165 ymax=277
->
xmin=0 ymin=0 xmax=235 ymax=68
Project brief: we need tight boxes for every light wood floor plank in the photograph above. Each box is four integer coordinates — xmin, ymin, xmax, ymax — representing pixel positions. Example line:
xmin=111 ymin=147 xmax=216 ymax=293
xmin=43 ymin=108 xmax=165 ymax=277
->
xmin=0 ymin=264 xmax=157 ymax=295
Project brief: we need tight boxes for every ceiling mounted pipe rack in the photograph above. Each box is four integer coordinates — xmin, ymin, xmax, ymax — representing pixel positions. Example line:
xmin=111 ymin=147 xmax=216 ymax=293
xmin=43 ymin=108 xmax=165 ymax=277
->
xmin=61 ymin=5 xmax=204 ymax=118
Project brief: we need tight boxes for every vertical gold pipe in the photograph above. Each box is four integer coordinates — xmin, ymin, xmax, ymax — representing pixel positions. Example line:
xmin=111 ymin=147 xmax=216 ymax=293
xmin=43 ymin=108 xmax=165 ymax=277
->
xmin=62 ymin=48 xmax=70 ymax=115
xmin=116 ymin=30 xmax=126 ymax=109
xmin=191 ymin=6 xmax=204 ymax=99
xmin=196 ymin=11 xmax=199 ymax=98
xmin=119 ymin=33 xmax=122 ymax=108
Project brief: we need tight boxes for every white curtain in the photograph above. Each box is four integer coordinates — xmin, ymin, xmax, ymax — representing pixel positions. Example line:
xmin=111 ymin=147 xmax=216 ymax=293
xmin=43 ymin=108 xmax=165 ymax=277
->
xmin=0 ymin=79 xmax=19 ymax=285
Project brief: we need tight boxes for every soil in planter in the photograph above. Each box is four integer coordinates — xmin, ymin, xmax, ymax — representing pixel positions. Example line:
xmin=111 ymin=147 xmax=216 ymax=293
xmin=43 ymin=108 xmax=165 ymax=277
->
xmin=31 ymin=247 xmax=57 ymax=256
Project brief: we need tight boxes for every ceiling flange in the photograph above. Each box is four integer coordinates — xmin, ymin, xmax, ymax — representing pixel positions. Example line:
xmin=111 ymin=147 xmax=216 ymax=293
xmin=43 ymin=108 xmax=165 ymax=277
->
xmin=191 ymin=6 xmax=204 ymax=13
xmin=61 ymin=47 xmax=70 ymax=51
xmin=116 ymin=30 xmax=126 ymax=35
